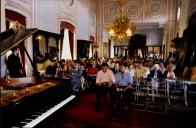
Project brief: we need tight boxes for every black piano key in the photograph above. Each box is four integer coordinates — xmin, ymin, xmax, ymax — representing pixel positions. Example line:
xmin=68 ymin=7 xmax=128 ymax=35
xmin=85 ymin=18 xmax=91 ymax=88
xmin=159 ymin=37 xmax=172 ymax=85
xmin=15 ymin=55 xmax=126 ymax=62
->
xmin=25 ymin=114 xmax=39 ymax=120
xmin=12 ymin=122 xmax=27 ymax=128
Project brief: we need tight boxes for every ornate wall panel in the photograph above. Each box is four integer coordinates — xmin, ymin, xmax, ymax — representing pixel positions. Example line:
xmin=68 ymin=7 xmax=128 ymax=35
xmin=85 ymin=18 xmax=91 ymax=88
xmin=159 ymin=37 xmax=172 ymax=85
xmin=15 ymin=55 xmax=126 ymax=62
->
xmin=103 ymin=1 xmax=118 ymax=24
xmin=89 ymin=13 xmax=96 ymax=36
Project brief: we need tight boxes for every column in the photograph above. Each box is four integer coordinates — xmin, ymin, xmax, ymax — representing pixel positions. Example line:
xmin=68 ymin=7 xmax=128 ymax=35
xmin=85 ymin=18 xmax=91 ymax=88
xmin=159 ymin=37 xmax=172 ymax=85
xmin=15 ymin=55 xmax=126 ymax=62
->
xmin=117 ymin=46 xmax=119 ymax=57
xmin=45 ymin=36 xmax=49 ymax=57
xmin=1 ymin=0 xmax=6 ymax=32
xmin=96 ymin=0 xmax=103 ymax=58
xmin=0 ymin=0 xmax=7 ymax=77
xmin=164 ymin=0 xmax=178 ymax=59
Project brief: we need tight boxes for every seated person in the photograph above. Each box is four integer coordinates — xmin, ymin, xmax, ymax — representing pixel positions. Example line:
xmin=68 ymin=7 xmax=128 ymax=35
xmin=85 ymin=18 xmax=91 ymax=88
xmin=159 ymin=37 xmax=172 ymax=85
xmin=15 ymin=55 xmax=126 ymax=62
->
xmin=164 ymin=64 xmax=177 ymax=91
xmin=148 ymin=64 xmax=163 ymax=79
xmin=45 ymin=61 xmax=57 ymax=77
xmin=111 ymin=61 xmax=120 ymax=74
xmin=165 ymin=64 xmax=177 ymax=82
xmin=55 ymin=61 xmax=63 ymax=77
xmin=148 ymin=64 xmax=163 ymax=93
xmin=68 ymin=60 xmax=83 ymax=93
xmin=95 ymin=63 xmax=115 ymax=110
xmin=86 ymin=61 xmax=98 ymax=89
xmin=115 ymin=64 xmax=133 ymax=110
xmin=135 ymin=62 xmax=149 ymax=84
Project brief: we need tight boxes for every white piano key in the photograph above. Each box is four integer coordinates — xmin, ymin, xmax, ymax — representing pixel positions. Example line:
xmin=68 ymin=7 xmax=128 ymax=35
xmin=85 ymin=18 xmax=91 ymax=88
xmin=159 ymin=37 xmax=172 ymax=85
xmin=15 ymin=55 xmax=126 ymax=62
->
xmin=25 ymin=118 xmax=33 ymax=121
xmin=23 ymin=95 xmax=75 ymax=128
xmin=20 ymin=121 xmax=28 ymax=124
xmin=32 ymin=114 xmax=40 ymax=116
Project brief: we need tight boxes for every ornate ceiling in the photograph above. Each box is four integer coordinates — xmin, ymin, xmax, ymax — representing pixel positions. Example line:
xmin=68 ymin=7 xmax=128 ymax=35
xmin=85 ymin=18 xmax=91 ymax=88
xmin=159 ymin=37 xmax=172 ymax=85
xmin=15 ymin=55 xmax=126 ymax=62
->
xmin=103 ymin=0 xmax=168 ymax=25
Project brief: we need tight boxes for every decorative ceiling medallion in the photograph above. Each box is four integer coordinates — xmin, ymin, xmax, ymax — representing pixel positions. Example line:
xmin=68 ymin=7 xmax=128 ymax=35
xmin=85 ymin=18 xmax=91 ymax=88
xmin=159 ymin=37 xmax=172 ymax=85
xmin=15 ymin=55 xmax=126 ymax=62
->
xmin=127 ymin=0 xmax=142 ymax=18
xmin=106 ymin=6 xmax=118 ymax=18
xmin=104 ymin=2 xmax=119 ymax=23
xmin=146 ymin=0 xmax=166 ymax=17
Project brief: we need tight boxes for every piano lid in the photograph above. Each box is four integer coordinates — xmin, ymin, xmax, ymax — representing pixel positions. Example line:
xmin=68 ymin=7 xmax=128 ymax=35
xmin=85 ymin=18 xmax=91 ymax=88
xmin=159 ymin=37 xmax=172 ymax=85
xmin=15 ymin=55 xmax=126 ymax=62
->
xmin=0 ymin=28 xmax=38 ymax=55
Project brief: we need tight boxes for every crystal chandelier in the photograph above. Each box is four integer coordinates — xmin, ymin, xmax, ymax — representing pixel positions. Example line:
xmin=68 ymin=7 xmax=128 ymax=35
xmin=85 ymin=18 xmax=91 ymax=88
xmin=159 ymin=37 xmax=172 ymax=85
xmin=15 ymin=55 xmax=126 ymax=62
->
xmin=107 ymin=0 xmax=136 ymax=42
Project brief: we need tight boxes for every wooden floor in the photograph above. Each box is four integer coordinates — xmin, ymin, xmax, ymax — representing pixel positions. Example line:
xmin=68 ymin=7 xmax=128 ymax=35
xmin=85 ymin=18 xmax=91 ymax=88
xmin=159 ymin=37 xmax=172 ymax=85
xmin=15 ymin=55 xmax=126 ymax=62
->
xmin=38 ymin=91 xmax=196 ymax=128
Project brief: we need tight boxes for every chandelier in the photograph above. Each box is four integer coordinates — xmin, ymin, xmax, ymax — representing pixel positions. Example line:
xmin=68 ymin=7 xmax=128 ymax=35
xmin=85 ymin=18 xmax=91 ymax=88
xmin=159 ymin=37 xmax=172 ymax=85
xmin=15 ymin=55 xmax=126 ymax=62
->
xmin=107 ymin=0 xmax=136 ymax=42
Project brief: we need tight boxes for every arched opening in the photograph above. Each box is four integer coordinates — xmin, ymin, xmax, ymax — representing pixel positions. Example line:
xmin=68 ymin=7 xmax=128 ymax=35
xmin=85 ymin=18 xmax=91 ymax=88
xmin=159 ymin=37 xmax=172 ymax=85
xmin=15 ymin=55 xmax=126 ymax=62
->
xmin=128 ymin=34 xmax=147 ymax=58
xmin=60 ymin=21 xmax=75 ymax=60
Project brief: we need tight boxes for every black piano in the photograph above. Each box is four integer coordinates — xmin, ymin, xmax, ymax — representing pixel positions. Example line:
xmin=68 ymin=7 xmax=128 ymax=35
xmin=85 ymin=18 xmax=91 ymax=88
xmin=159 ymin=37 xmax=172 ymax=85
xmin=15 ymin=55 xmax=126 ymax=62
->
xmin=0 ymin=28 xmax=76 ymax=128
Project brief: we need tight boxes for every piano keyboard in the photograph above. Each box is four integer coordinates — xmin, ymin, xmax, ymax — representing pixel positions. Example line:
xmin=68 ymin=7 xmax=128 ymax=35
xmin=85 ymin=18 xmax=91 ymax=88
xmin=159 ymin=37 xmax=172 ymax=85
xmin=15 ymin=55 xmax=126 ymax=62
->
xmin=12 ymin=95 xmax=76 ymax=128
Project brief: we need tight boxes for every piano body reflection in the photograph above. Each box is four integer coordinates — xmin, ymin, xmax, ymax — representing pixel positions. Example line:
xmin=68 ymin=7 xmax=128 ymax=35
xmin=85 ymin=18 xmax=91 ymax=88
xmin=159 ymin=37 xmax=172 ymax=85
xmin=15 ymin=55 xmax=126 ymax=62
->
xmin=0 ymin=28 xmax=75 ymax=128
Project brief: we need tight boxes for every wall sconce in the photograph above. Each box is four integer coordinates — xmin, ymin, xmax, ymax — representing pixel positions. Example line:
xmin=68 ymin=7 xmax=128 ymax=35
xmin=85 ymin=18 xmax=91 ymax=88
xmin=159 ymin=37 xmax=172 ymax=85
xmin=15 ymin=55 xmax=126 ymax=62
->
xmin=36 ymin=35 xmax=43 ymax=40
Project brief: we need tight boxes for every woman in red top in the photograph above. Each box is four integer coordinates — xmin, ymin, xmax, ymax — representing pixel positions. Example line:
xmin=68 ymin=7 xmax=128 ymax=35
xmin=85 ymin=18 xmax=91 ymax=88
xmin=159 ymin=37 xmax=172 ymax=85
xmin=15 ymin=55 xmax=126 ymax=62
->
xmin=86 ymin=61 xmax=98 ymax=90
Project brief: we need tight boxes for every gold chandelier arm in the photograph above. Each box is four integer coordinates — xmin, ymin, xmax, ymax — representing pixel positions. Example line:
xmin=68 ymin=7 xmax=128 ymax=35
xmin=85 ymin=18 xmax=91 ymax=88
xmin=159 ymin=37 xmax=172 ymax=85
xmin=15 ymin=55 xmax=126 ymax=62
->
xmin=107 ymin=0 xmax=136 ymax=43
xmin=119 ymin=0 xmax=126 ymax=14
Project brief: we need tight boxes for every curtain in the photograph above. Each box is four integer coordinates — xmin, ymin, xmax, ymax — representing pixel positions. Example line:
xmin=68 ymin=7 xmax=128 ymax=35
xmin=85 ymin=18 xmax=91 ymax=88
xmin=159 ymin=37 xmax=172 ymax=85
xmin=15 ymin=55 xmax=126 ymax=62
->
xmin=110 ymin=40 xmax=114 ymax=58
xmin=68 ymin=30 xmax=74 ymax=59
xmin=89 ymin=43 xmax=92 ymax=58
xmin=61 ymin=29 xmax=72 ymax=60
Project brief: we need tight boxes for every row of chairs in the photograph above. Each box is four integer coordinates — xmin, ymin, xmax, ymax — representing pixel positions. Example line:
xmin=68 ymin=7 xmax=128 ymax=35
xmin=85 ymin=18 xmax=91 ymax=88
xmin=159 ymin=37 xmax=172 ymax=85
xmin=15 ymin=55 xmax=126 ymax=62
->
xmin=80 ymin=76 xmax=196 ymax=113
xmin=132 ymin=78 xmax=196 ymax=113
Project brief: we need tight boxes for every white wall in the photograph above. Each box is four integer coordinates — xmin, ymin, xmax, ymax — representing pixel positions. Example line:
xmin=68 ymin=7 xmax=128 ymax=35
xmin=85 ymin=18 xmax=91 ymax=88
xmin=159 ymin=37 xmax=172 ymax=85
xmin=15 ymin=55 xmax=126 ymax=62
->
xmin=34 ymin=0 xmax=55 ymax=32
xmin=147 ymin=29 xmax=163 ymax=46
xmin=76 ymin=1 xmax=90 ymax=40
xmin=1 ymin=0 xmax=97 ymax=78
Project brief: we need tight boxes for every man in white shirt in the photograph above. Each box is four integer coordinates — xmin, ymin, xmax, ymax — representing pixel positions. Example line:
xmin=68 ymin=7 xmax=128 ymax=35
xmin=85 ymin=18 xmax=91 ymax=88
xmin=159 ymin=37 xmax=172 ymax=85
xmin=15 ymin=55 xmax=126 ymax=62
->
xmin=95 ymin=63 xmax=115 ymax=110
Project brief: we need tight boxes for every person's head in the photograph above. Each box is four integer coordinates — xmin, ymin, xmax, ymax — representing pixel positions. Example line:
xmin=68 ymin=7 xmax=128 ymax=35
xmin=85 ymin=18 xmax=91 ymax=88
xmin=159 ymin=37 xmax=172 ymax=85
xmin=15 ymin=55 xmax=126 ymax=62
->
xmin=102 ymin=63 xmax=108 ymax=72
xmin=61 ymin=59 xmax=65 ymax=64
xmin=91 ymin=60 xmax=96 ymax=67
xmin=160 ymin=62 xmax=165 ymax=68
xmin=167 ymin=64 xmax=176 ymax=72
xmin=114 ymin=61 xmax=119 ymax=68
xmin=134 ymin=62 xmax=139 ymax=68
xmin=11 ymin=46 xmax=20 ymax=55
xmin=153 ymin=64 xmax=160 ymax=71
xmin=119 ymin=64 xmax=126 ymax=73
xmin=73 ymin=60 xmax=79 ymax=70
xmin=128 ymin=63 xmax=134 ymax=69
xmin=80 ymin=63 xmax=85 ymax=70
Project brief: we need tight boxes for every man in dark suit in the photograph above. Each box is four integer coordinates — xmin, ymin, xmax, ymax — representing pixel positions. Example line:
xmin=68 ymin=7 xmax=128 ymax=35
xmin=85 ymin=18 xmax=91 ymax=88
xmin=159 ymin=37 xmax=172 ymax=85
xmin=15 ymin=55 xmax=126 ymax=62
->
xmin=7 ymin=46 xmax=23 ymax=78
xmin=111 ymin=61 xmax=120 ymax=74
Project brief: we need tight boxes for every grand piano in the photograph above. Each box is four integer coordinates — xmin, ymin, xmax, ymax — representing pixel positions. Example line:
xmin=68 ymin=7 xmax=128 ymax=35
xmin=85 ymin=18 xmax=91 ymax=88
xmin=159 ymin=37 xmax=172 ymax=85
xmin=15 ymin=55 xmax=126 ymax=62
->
xmin=0 ymin=28 xmax=76 ymax=128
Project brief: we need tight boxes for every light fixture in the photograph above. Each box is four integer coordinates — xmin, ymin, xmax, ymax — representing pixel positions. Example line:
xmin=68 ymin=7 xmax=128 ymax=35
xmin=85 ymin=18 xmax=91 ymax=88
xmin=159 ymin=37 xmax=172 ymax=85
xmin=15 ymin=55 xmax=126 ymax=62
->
xmin=107 ymin=0 xmax=136 ymax=42
xmin=36 ymin=35 xmax=43 ymax=40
